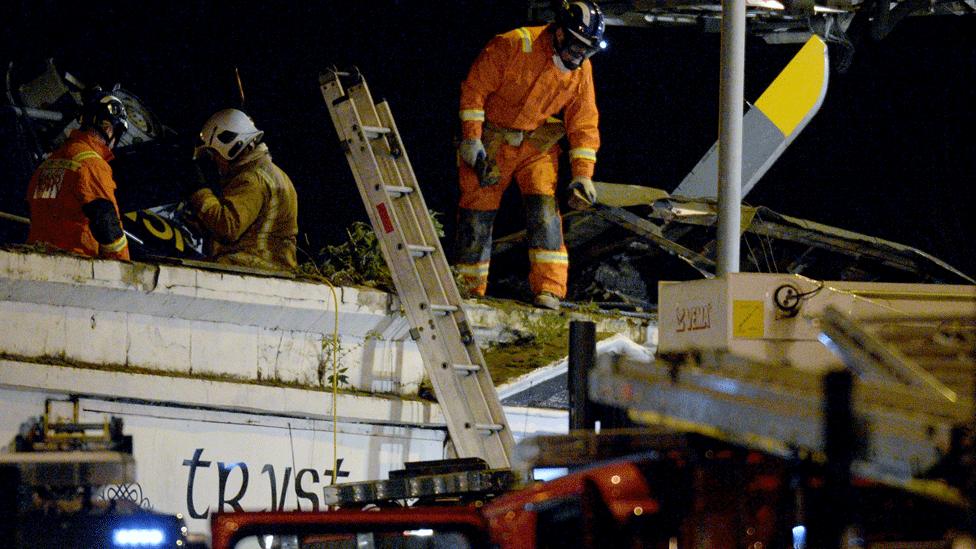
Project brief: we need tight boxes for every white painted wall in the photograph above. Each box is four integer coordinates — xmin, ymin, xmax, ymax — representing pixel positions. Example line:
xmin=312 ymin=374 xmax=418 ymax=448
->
xmin=0 ymin=250 xmax=650 ymax=397
xmin=0 ymin=250 xmax=428 ymax=395
xmin=0 ymin=387 xmax=445 ymax=536
xmin=0 ymin=361 xmax=569 ymax=538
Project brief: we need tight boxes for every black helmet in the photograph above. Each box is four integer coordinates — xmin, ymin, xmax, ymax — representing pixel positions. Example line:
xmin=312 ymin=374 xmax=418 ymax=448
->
xmin=557 ymin=0 xmax=606 ymax=50
xmin=79 ymin=86 xmax=129 ymax=146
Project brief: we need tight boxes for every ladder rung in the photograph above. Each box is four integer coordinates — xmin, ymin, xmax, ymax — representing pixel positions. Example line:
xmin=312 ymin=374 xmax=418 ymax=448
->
xmin=384 ymin=185 xmax=414 ymax=197
xmin=360 ymin=124 xmax=391 ymax=138
xmin=472 ymin=423 xmax=504 ymax=433
xmin=453 ymin=364 xmax=481 ymax=374
xmin=407 ymin=244 xmax=436 ymax=258
xmin=430 ymin=304 xmax=459 ymax=314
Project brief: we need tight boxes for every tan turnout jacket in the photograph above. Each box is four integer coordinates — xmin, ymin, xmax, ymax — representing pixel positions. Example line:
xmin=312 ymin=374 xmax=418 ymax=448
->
xmin=190 ymin=144 xmax=298 ymax=271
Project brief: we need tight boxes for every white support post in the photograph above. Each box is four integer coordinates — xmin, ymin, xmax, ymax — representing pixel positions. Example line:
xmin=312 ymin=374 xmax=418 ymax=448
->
xmin=717 ymin=0 xmax=747 ymax=276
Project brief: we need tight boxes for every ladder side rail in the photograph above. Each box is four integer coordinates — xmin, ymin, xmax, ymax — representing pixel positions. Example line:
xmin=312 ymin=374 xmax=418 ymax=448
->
xmin=342 ymin=83 xmax=453 ymax=319
xmin=344 ymin=84 xmax=441 ymax=296
xmin=372 ymin=103 xmax=451 ymax=287
xmin=331 ymin=94 xmax=492 ymax=461
xmin=319 ymin=74 xmax=347 ymax=134
xmin=326 ymin=98 xmax=434 ymax=313
xmin=345 ymin=82 xmax=513 ymax=464
xmin=346 ymin=91 xmax=452 ymax=318
xmin=373 ymin=100 xmax=515 ymax=455
xmin=374 ymin=101 xmax=465 ymax=315
xmin=326 ymin=78 xmax=512 ymax=466
xmin=341 ymin=81 xmax=466 ymax=355
xmin=373 ymin=101 xmax=478 ymax=359
xmin=372 ymin=104 xmax=492 ymax=358
xmin=343 ymin=84 xmax=416 ymax=213
xmin=322 ymin=82 xmax=428 ymax=300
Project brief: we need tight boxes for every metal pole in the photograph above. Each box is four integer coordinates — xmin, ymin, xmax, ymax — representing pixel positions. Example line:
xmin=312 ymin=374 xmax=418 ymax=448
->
xmin=7 ymin=105 xmax=64 ymax=122
xmin=0 ymin=211 xmax=30 ymax=224
xmin=568 ymin=320 xmax=596 ymax=430
xmin=717 ymin=0 xmax=746 ymax=275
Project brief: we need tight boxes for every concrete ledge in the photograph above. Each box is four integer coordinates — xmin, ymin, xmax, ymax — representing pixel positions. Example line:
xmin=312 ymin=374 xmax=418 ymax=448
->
xmin=0 ymin=249 xmax=653 ymax=398
xmin=464 ymin=299 xmax=653 ymax=345
xmin=0 ymin=359 xmax=569 ymax=441
xmin=0 ymin=359 xmax=438 ymax=428
xmin=0 ymin=250 xmax=394 ymax=337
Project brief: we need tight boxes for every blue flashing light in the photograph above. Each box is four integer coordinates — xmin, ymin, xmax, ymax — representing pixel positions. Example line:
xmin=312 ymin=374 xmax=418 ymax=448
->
xmin=112 ymin=528 xmax=166 ymax=547
xmin=792 ymin=525 xmax=807 ymax=548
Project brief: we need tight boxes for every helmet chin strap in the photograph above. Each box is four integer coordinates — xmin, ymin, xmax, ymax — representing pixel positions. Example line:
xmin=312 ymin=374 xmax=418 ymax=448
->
xmin=552 ymin=54 xmax=575 ymax=73
xmin=93 ymin=121 xmax=126 ymax=149
xmin=94 ymin=125 xmax=115 ymax=148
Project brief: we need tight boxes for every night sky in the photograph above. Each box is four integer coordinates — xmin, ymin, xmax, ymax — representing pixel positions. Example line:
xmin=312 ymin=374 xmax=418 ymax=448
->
xmin=3 ymin=2 xmax=975 ymax=277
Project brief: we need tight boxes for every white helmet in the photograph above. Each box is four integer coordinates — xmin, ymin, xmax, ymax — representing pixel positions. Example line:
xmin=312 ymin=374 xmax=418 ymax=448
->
xmin=193 ymin=108 xmax=264 ymax=161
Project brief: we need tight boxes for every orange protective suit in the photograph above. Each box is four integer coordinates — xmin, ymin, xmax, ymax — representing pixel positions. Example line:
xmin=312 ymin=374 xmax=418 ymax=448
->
xmin=26 ymin=129 xmax=129 ymax=260
xmin=456 ymin=24 xmax=599 ymax=298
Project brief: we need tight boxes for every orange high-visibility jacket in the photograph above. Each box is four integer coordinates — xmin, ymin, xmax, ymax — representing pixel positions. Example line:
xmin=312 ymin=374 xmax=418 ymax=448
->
xmin=26 ymin=130 xmax=129 ymax=260
xmin=460 ymin=25 xmax=599 ymax=179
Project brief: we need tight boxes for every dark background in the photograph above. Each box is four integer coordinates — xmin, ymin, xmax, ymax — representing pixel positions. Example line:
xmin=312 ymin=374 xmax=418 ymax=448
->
xmin=3 ymin=1 xmax=974 ymax=276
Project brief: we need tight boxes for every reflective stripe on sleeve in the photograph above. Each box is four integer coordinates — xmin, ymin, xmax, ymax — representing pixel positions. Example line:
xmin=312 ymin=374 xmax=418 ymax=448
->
xmin=460 ymin=109 xmax=485 ymax=122
xmin=569 ymin=148 xmax=597 ymax=162
xmin=40 ymin=158 xmax=83 ymax=172
xmin=255 ymin=168 xmax=280 ymax=262
xmin=100 ymin=234 xmax=128 ymax=253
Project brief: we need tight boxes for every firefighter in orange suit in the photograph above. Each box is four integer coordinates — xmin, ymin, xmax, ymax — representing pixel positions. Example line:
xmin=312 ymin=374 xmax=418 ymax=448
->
xmin=26 ymin=88 xmax=130 ymax=260
xmin=455 ymin=0 xmax=606 ymax=310
xmin=189 ymin=108 xmax=298 ymax=272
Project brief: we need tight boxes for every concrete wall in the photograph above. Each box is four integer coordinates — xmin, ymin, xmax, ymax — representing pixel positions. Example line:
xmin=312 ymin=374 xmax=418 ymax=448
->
xmin=0 ymin=249 xmax=428 ymax=393
xmin=0 ymin=249 xmax=651 ymax=396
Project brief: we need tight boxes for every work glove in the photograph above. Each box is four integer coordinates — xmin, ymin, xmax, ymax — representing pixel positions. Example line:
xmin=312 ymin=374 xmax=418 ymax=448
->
xmin=458 ymin=138 xmax=486 ymax=168
xmin=567 ymin=176 xmax=597 ymax=210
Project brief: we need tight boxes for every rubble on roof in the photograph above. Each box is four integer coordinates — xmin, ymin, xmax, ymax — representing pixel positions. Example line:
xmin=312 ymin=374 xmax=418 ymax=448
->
xmin=490 ymin=182 xmax=974 ymax=310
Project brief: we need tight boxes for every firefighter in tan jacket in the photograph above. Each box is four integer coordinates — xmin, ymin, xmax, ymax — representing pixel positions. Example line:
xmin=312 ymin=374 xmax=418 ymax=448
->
xmin=190 ymin=109 xmax=298 ymax=272
xmin=456 ymin=0 xmax=607 ymax=310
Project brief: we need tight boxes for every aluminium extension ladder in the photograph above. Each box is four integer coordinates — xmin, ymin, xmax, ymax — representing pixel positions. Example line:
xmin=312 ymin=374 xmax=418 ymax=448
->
xmin=319 ymin=69 xmax=515 ymax=469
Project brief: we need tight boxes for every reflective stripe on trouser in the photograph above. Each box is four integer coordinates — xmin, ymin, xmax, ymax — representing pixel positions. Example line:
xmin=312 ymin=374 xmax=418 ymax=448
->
xmin=456 ymin=134 xmax=567 ymax=297
xmin=455 ymin=208 xmax=497 ymax=296
xmin=524 ymin=194 xmax=568 ymax=298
